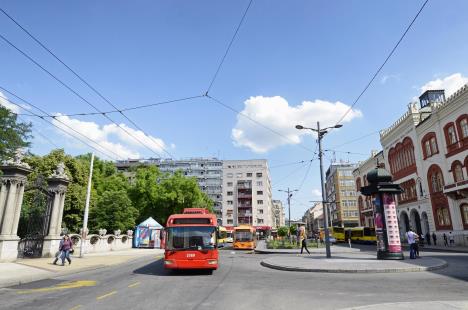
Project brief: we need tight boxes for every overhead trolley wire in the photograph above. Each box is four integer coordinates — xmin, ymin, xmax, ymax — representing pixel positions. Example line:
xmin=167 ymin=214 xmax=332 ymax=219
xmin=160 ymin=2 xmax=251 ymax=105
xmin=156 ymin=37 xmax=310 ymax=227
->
xmin=0 ymin=87 xmax=123 ymax=160
xmin=332 ymin=0 xmax=430 ymax=129
xmin=0 ymin=7 xmax=178 ymax=158
xmin=205 ymin=0 xmax=253 ymax=95
xmin=0 ymin=32 xmax=172 ymax=159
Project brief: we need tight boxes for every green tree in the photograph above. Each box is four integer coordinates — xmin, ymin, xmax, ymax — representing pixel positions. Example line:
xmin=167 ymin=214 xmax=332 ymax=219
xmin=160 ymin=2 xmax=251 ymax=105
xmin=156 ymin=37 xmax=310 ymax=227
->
xmin=90 ymin=189 xmax=138 ymax=232
xmin=0 ymin=106 xmax=31 ymax=162
xmin=277 ymin=226 xmax=289 ymax=238
xmin=289 ymin=225 xmax=297 ymax=236
xmin=129 ymin=166 xmax=214 ymax=225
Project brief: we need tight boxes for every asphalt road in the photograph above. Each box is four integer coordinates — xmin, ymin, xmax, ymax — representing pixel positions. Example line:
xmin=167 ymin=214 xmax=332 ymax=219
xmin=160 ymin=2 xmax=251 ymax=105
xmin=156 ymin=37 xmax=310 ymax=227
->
xmin=0 ymin=246 xmax=467 ymax=310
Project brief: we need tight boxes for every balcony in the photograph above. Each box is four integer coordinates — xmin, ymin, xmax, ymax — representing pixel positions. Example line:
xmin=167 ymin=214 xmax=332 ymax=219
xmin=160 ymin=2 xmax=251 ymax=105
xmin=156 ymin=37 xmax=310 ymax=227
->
xmin=237 ymin=203 xmax=252 ymax=208
xmin=237 ymin=183 xmax=252 ymax=189
xmin=444 ymin=180 xmax=468 ymax=200
xmin=237 ymin=193 xmax=252 ymax=199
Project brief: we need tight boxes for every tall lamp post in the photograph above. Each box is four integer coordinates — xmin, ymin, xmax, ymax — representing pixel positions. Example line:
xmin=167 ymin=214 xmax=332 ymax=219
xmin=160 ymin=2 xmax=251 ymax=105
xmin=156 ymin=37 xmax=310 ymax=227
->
xmin=296 ymin=122 xmax=342 ymax=258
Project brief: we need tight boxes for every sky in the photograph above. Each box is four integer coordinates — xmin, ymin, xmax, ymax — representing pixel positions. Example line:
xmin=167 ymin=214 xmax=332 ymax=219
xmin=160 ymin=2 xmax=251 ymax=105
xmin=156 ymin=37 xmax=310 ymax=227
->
xmin=1 ymin=0 xmax=468 ymax=220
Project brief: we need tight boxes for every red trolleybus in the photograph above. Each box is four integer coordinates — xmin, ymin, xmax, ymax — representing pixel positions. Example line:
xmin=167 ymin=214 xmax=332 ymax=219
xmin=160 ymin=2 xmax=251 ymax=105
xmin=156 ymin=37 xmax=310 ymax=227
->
xmin=164 ymin=208 xmax=218 ymax=270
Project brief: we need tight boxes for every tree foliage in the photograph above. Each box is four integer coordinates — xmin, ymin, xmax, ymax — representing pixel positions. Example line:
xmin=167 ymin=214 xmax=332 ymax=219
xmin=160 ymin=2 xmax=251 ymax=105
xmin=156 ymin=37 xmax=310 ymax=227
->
xmin=0 ymin=106 xmax=31 ymax=163
xmin=277 ymin=226 xmax=289 ymax=238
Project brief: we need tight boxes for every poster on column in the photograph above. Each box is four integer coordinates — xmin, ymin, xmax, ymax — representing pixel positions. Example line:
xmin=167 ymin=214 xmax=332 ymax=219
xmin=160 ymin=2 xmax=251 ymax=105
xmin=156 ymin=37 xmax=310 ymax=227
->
xmin=382 ymin=193 xmax=402 ymax=253
xmin=373 ymin=196 xmax=386 ymax=251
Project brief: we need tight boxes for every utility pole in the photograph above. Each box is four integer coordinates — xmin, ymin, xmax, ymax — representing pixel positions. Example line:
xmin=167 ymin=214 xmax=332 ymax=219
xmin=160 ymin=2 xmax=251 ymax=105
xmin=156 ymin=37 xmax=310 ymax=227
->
xmin=296 ymin=121 xmax=342 ymax=259
xmin=80 ymin=152 xmax=94 ymax=258
xmin=278 ymin=188 xmax=298 ymax=228
xmin=317 ymin=121 xmax=332 ymax=258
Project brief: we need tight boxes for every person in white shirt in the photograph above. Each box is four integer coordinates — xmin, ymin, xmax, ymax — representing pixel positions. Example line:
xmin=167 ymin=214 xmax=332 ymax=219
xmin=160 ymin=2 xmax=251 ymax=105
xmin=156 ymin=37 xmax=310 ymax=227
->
xmin=406 ymin=228 xmax=417 ymax=259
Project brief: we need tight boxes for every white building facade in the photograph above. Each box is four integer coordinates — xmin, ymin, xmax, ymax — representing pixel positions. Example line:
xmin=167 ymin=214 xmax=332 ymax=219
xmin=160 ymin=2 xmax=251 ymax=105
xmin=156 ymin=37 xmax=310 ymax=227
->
xmin=272 ymin=200 xmax=285 ymax=229
xmin=222 ymin=160 xmax=274 ymax=233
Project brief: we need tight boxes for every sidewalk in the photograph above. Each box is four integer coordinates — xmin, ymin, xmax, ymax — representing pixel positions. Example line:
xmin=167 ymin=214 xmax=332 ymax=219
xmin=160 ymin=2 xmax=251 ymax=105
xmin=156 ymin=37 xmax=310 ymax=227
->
xmin=417 ymin=244 xmax=468 ymax=253
xmin=0 ymin=248 xmax=163 ymax=288
xmin=255 ymin=240 xmax=361 ymax=254
xmin=260 ymin=252 xmax=447 ymax=273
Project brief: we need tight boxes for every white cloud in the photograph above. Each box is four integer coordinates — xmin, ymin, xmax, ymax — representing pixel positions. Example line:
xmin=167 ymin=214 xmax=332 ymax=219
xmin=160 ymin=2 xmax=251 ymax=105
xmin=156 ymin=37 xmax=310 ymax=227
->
xmin=0 ymin=91 xmax=21 ymax=113
xmin=419 ymin=73 xmax=468 ymax=97
xmin=52 ymin=114 xmax=170 ymax=159
xmin=231 ymin=96 xmax=362 ymax=153
xmin=380 ymin=74 xmax=400 ymax=84
xmin=311 ymin=188 xmax=322 ymax=197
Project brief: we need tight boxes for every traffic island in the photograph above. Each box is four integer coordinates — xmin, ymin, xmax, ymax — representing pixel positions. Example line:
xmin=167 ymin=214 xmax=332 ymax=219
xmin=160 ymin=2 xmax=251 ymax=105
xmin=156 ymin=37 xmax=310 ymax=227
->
xmin=260 ymin=253 xmax=447 ymax=273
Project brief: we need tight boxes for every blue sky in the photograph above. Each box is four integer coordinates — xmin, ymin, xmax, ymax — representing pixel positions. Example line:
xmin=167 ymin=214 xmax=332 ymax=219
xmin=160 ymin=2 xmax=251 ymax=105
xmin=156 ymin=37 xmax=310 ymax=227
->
xmin=1 ymin=1 xmax=468 ymax=219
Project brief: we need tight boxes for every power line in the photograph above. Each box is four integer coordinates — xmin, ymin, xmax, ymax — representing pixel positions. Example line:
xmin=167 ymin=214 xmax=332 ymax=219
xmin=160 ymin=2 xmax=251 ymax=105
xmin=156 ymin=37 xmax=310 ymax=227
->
xmin=206 ymin=0 xmax=253 ymax=94
xmin=16 ymin=115 xmax=60 ymax=149
xmin=206 ymin=95 xmax=316 ymax=153
xmin=0 ymin=87 xmax=123 ymax=160
xmin=329 ymin=130 xmax=381 ymax=150
xmin=270 ymin=160 xmax=308 ymax=169
xmin=0 ymin=7 xmax=178 ymax=158
xmin=333 ymin=0 xmax=429 ymax=127
xmin=324 ymin=149 xmax=368 ymax=156
xmin=0 ymin=32 xmax=170 ymax=159
xmin=273 ymin=160 xmax=314 ymax=187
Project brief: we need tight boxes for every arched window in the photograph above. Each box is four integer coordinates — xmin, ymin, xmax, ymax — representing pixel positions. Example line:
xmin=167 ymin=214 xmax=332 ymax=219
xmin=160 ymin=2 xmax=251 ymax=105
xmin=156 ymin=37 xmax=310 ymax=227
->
xmin=461 ymin=204 xmax=468 ymax=227
xmin=456 ymin=114 xmax=468 ymax=140
xmin=427 ymin=164 xmax=444 ymax=193
xmin=436 ymin=207 xmax=451 ymax=226
xmin=356 ymin=177 xmax=362 ymax=192
xmin=444 ymin=123 xmax=458 ymax=145
xmin=421 ymin=132 xmax=439 ymax=159
xmin=452 ymin=161 xmax=464 ymax=182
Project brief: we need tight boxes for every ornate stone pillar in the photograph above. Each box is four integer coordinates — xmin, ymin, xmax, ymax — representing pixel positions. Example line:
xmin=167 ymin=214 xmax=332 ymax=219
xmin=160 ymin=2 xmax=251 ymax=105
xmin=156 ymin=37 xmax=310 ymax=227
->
xmin=0 ymin=151 xmax=32 ymax=262
xmin=42 ymin=163 xmax=69 ymax=258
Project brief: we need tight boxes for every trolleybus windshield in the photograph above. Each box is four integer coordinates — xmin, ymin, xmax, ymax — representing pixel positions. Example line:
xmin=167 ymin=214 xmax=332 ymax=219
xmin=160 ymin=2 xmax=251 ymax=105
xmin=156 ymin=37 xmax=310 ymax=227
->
xmin=235 ymin=230 xmax=254 ymax=242
xmin=166 ymin=226 xmax=216 ymax=250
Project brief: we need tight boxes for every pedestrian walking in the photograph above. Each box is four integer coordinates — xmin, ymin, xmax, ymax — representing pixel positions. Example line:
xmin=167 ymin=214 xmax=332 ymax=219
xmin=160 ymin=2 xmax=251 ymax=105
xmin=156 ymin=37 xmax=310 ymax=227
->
xmin=406 ymin=228 xmax=417 ymax=259
xmin=443 ymin=233 xmax=448 ymax=247
xmin=414 ymin=233 xmax=420 ymax=258
xmin=53 ymin=236 xmax=65 ymax=265
xmin=59 ymin=234 xmax=74 ymax=266
xmin=432 ymin=232 xmax=437 ymax=246
xmin=300 ymin=226 xmax=310 ymax=254
xmin=449 ymin=232 xmax=455 ymax=246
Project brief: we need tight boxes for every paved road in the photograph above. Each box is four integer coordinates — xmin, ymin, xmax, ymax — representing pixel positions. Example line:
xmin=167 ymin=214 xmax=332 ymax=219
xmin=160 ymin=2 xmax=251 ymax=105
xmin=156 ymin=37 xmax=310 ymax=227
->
xmin=0 ymin=247 xmax=467 ymax=310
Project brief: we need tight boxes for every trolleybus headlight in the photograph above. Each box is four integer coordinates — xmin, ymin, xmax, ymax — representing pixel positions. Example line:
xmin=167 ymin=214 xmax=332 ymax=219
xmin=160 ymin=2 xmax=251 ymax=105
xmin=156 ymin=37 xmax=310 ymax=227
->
xmin=164 ymin=260 xmax=174 ymax=265
xmin=207 ymin=259 xmax=217 ymax=265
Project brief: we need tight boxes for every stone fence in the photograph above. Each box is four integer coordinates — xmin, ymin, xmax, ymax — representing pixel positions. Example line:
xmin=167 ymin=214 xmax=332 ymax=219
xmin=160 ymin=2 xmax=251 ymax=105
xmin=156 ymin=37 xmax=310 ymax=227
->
xmin=65 ymin=234 xmax=133 ymax=256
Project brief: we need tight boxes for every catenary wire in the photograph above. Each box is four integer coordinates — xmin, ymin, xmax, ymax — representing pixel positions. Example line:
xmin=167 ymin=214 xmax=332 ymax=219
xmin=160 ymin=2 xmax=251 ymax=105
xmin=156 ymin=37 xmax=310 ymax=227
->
xmin=206 ymin=0 xmax=253 ymax=94
xmin=0 ymin=32 xmax=170 ymax=159
xmin=16 ymin=115 xmax=60 ymax=149
xmin=332 ymin=0 xmax=430 ymax=128
xmin=0 ymin=87 xmax=123 ymax=160
xmin=0 ymin=7 xmax=176 ymax=158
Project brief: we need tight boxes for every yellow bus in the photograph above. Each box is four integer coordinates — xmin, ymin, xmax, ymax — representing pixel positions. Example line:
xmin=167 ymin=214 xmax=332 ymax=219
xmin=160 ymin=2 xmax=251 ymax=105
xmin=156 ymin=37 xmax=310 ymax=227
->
xmin=217 ymin=226 xmax=228 ymax=247
xmin=349 ymin=227 xmax=376 ymax=244
xmin=320 ymin=227 xmax=345 ymax=243
xmin=233 ymin=225 xmax=256 ymax=250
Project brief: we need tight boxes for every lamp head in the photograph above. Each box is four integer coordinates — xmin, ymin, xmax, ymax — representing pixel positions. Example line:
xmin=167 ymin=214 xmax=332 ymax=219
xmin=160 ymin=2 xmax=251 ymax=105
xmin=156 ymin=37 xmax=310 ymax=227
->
xmin=295 ymin=125 xmax=304 ymax=130
xmin=334 ymin=124 xmax=343 ymax=129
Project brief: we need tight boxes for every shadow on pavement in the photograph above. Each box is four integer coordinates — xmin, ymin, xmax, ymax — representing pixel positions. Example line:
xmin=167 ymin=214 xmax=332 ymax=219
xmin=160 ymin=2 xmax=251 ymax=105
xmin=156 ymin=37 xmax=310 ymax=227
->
xmin=132 ymin=260 xmax=214 ymax=277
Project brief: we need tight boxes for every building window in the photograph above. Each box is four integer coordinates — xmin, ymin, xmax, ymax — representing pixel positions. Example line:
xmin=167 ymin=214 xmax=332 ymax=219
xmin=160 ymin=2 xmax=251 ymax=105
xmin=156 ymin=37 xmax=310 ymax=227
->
xmin=461 ymin=119 xmax=468 ymax=138
xmin=452 ymin=161 xmax=464 ymax=182
xmin=258 ymin=209 xmax=264 ymax=214
xmin=436 ymin=207 xmax=451 ymax=226
xmin=236 ymin=173 xmax=242 ymax=178
xmin=227 ymin=219 xmax=233 ymax=225
xmin=257 ymin=191 xmax=263 ymax=195
xmin=257 ymin=200 xmax=263 ymax=204
xmin=227 ymin=182 xmax=233 ymax=187
xmin=257 ymin=219 xmax=264 ymax=224
xmin=256 ymin=181 xmax=263 ymax=186
xmin=227 ymin=173 xmax=233 ymax=178
xmin=461 ymin=204 xmax=468 ymax=226
xmin=227 ymin=191 xmax=233 ymax=196
xmin=227 ymin=200 xmax=233 ymax=205
xmin=447 ymin=125 xmax=458 ymax=145
xmin=246 ymin=173 xmax=252 ymax=177
xmin=256 ymin=172 xmax=263 ymax=177
xmin=430 ymin=173 xmax=443 ymax=193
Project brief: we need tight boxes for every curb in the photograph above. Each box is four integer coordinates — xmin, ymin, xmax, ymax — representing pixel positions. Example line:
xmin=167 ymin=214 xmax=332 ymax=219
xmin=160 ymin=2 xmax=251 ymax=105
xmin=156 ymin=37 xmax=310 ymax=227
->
xmin=260 ymin=259 xmax=448 ymax=273
xmin=255 ymin=248 xmax=361 ymax=255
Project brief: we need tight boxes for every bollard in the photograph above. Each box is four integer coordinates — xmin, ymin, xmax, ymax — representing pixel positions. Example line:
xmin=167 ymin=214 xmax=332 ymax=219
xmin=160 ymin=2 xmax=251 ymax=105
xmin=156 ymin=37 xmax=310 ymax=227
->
xmin=348 ymin=238 xmax=352 ymax=248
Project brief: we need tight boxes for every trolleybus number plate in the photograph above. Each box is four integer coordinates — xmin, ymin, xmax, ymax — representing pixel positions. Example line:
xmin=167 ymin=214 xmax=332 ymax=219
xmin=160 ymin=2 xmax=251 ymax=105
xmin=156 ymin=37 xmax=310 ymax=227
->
xmin=186 ymin=253 xmax=195 ymax=258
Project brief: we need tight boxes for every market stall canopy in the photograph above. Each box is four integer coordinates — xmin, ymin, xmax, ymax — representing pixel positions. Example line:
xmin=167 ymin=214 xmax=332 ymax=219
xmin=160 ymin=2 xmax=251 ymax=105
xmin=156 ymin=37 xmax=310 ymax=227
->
xmin=138 ymin=217 xmax=163 ymax=229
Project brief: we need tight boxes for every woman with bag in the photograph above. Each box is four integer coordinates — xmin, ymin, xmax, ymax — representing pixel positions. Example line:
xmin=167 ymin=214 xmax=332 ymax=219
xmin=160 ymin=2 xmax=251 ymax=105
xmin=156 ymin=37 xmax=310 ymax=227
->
xmin=60 ymin=234 xmax=74 ymax=266
xmin=52 ymin=236 xmax=65 ymax=265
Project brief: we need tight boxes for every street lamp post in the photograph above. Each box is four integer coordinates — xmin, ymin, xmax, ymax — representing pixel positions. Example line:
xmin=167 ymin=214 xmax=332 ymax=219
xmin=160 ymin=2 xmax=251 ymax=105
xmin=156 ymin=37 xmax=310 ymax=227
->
xmin=278 ymin=188 xmax=298 ymax=228
xmin=296 ymin=122 xmax=342 ymax=258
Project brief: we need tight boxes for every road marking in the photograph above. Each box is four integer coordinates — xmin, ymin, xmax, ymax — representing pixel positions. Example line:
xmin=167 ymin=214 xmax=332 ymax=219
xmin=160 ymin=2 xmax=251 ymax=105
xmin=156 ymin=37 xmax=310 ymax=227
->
xmin=17 ymin=280 xmax=97 ymax=294
xmin=96 ymin=290 xmax=117 ymax=300
xmin=128 ymin=281 xmax=140 ymax=288
xmin=69 ymin=305 xmax=82 ymax=310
